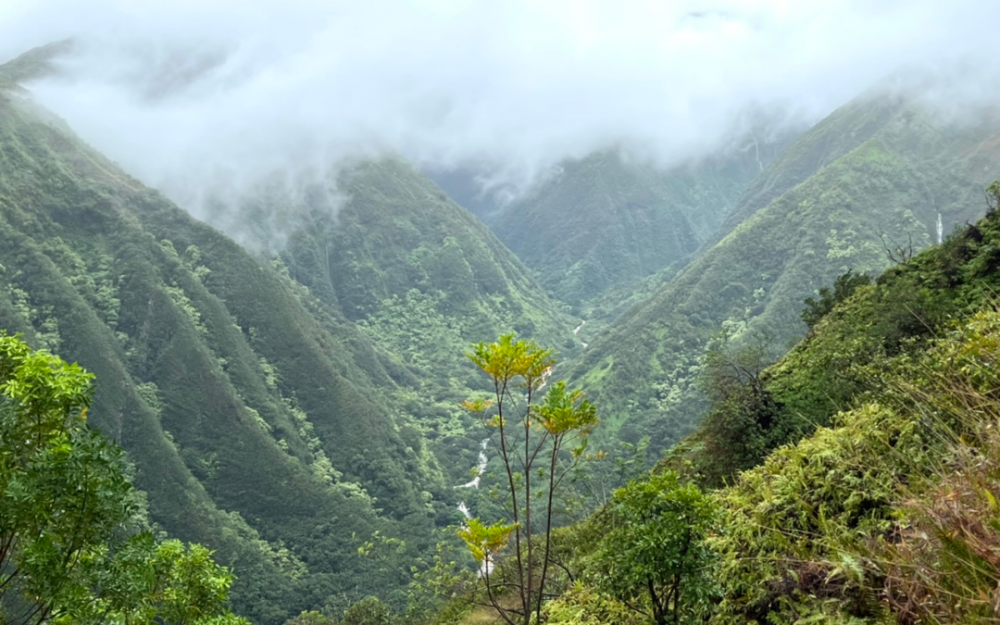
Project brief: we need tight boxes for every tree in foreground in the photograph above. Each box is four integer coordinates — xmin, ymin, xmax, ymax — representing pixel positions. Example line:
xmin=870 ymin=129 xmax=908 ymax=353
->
xmin=459 ymin=334 xmax=598 ymax=625
xmin=593 ymin=472 xmax=716 ymax=625
xmin=801 ymin=269 xmax=872 ymax=330
xmin=0 ymin=333 xmax=246 ymax=625
xmin=697 ymin=331 xmax=779 ymax=486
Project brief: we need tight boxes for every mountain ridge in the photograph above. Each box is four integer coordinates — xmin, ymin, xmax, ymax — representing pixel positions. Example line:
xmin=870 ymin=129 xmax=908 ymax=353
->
xmin=570 ymin=92 xmax=1000 ymax=451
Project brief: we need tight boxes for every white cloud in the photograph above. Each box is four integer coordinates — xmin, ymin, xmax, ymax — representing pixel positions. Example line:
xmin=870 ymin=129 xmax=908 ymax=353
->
xmin=2 ymin=0 xmax=998 ymax=209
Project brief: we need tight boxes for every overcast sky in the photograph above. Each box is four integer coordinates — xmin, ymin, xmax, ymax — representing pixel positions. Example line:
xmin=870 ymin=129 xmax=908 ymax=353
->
xmin=1 ymin=0 xmax=998 ymax=208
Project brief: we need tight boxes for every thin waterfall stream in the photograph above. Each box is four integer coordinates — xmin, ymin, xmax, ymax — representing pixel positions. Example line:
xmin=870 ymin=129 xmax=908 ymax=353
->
xmin=574 ymin=319 xmax=588 ymax=348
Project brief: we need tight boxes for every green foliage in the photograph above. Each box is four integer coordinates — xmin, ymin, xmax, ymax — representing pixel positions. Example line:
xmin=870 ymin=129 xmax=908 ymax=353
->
xmin=341 ymin=597 xmax=392 ymax=625
xmin=801 ymin=269 xmax=872 ymax=329
xmin=461 ymin=334 xmax=598 ymax=625
xmin=282 ymin=610 xmax=336 ymax=625
xmin=457 ymin=519 xmax=517 ymax=568
xmin=696 ymin=332 xmax=780 ymax=486
xmin=401 ymin=541 xmax=477 ymax=625
xmin=93 ymin=536 xmax=248 ymax=625
xmin=542 ymin=582 xmax=644 ymax=625
xmin=0 ymin=332 xmax=130 ymax=624
xmin=0 ymin=333 xmax=246 ymax=625
xmin=536 ymin=381 xmax=598 ymax=438
xmin=710 ymin=402 xmax=907 ymax=624
xmin=592 ymin=472 xmax=717 ymax=625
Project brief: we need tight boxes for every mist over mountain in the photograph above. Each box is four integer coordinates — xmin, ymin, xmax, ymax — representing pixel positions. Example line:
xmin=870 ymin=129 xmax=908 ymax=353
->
xmin=4 ymin=0 xmax=1000 ymax=234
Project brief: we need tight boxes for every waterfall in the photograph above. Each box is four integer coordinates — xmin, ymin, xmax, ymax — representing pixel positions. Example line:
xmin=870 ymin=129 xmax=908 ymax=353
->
xmin=455 ymin=438 xmax=489 ymax=490
xmin=750 ymin=132 xmax=764 ymax=172
xmin=455 ymin=438 xmax=492 ymax=575
xmin=937 ymin=213 xmax=943 ymax=245
xmin=574 ymin=319 xmax=588 ymax=349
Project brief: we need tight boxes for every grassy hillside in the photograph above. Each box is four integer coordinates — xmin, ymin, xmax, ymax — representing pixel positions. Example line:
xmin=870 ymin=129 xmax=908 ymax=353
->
xmin=570 ymin=96 xmax=1000 ymax=451
xmin=485 ymin=150 xmax=763 ymax=307
xmin=702 ymin=203 xmax=1000 ymax=623
xmin=0 ymin=87 xmax=459 ymax=623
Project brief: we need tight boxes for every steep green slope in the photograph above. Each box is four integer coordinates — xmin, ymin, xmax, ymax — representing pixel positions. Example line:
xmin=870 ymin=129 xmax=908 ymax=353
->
xmin=571 ymin=96 xmax=1000 ymax=451
xmin=705 ymin=206 xmax=1000 ymax=623
xmin=540 ymin=207 xmax=1000 ymax=625
xmin=0 ymin=91 xmax=453 ymax=623
xmin=218 ymin=159 xmax=577 ymax=477
xmin=712 ymin=95 xmax=906 ymax=241
xmin=485 ymin=151 xmax=763 ymax=306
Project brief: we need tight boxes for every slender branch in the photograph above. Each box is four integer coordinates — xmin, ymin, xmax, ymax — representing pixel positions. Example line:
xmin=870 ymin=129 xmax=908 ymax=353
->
xmin=0 ymin=567 xmax=21 ymax=595
xmin=648 ymin=577 xmax=663 ymax=625
xmin=548 ymin=557 xmax=576 ymax=584
xmin=523 ymin=376 xmax=534 ymax=625
xmin=482 ymin=555 xmax=517 ymax=625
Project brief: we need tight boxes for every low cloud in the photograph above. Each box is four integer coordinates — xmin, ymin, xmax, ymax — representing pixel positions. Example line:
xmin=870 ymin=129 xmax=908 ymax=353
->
xmin=2 ymin=0 xmax=998 ymax=214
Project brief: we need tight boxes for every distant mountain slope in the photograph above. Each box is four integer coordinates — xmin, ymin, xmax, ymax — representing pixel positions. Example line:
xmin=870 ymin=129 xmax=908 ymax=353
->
xmin=292 ymin=158 xmax=571 ymax=342
xmin=712 ymin=96 xmax=906 ymax=241
xmin=214 ymin=158 xmax=577 ymax=469
xmin=570 ymin=94 xmax=1000 ymax=450
xmin=480 ymin=147 xmax=780 ymax=307
xmin=0 ymin=89 xmax=453 ymax=623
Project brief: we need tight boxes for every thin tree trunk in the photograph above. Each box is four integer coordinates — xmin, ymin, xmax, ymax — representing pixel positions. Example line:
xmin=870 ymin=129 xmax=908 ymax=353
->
xmin=535 ymin=437 xmax=561 ymax=624
xmin=523 ymin=384 xmax=533 ymax=625
xmin=648 ymin=577 xmax=665 ymax=625
xmin=494 ymin=379 xmax=527 ymax=618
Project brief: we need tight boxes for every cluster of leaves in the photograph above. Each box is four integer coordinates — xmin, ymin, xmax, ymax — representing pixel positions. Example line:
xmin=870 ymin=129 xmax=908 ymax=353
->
xmin=0 ymin=332 xmax=246 ymax=625
xmin=281 ymin=598 xmax=392 ymax=625
xmin=458 ymin=334 xmax=599 ymax=625
xmin=591 ymin=472 xmax=717 ymax=625
xmin=800 ymin=269 xmax=872 ymax=329
xmin=542 ymin=582 xmax=644 ymax=625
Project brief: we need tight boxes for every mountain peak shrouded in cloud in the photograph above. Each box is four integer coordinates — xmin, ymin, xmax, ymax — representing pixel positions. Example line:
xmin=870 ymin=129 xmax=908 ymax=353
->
xmin=1 ymin=0 xmax=999 ymax=216
xmin=0 ymin=39 xmax=74 ymax=88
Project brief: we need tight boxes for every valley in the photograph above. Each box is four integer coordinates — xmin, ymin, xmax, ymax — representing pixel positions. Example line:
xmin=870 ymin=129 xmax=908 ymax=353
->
xmin=2 ymin=6 xmax=1000 ymax=623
